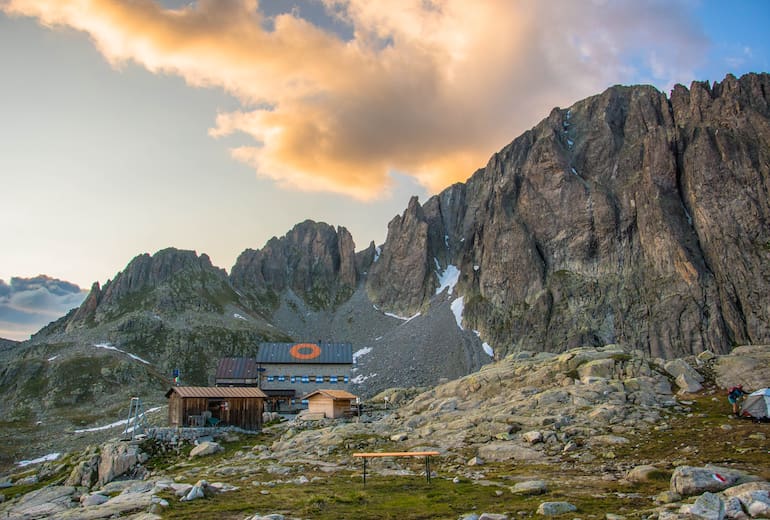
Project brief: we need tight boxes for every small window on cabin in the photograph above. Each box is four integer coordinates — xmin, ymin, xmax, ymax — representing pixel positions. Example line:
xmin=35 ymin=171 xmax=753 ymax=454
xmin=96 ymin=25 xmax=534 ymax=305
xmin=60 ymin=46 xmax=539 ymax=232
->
xmin=315 ymin=375 xmax=324 ymax=383
xmin=278 ymin=375 xmax=285 ymax=382
xmin=330 ymin=376 xmax=338 ymax=384
xmin=301 ymin=376 xmax=309 ymax=383
xmin=267 ymin=375 xmax=274 ymax=382
xmin=343 ymin=376 xmax=349 ymax=383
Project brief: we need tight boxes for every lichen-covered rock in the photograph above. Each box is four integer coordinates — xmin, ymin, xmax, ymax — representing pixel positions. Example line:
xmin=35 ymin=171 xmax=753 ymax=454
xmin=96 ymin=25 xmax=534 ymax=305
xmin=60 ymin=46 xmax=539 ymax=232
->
xmin=670 ymin=466 xmax=749 ymax=496
xmin=97 ymin=441 xmax=144 ymax=487
xmin=684 ymin=492 xmax=725 ymax=520
xmin=537 ymin=501 xmax=577 ymax=516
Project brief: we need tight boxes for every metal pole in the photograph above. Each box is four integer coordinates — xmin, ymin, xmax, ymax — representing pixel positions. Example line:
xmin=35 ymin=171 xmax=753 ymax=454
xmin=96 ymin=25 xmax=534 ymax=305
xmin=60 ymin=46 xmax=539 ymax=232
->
xmin=363 ymin=458 xmax=367 ymax=485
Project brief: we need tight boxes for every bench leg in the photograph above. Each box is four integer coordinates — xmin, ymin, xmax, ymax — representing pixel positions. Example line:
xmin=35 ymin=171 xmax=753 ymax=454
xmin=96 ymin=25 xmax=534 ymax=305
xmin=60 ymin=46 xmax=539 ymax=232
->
xmin=425 ymin=456 xmax=430 ymax=482
xmin=363 ymin=457 xmax=367 ymax=485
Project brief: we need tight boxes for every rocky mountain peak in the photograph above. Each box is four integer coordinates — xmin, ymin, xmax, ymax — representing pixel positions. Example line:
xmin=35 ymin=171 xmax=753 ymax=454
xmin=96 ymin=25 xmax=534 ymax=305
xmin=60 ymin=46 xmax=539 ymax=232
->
xmin=230 ymin=220 xmax=359 ymax=311
xmin=63 ymin=248 xmax=232 ymax=328
xmin=368 ymin=72 xmax=770 ymax=359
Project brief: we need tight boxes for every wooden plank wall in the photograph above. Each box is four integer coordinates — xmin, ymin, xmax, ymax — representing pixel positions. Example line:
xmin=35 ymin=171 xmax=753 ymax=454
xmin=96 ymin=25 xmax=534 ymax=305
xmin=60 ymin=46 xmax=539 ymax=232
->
xmin=168 ymin=394 xmax=264 ymax=430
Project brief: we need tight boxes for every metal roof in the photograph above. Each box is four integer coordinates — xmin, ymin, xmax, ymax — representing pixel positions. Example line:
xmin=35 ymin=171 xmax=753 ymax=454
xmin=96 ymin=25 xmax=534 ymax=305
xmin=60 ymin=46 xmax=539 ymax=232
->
xmin=256 ymin=343 xmax=353 ymax=364
xmin=216 ymin=357 xmax=259 ymax=380
xmin=166 ymin=386 xmax=267 ymax=399
xmin=304 ymin=389 xmax=358 ymax=400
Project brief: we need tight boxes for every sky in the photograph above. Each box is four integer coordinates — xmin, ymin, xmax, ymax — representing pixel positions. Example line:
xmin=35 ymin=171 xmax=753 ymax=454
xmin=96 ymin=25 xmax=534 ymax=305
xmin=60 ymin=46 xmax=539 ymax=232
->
xmin=1 ymin=1 xmax=769 ymax=339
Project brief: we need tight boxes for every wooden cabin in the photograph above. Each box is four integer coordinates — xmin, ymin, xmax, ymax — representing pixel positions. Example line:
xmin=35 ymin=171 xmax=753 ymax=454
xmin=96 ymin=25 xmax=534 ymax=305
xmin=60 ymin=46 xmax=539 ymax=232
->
xmin=304 ymin=389 xmax=358 ymax=419
xmin=165 ymin=386 xmax=267 ymax=431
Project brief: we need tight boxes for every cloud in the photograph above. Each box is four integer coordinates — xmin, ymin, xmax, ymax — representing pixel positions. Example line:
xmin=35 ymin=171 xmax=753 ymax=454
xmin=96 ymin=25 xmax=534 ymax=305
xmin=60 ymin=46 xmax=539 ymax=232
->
xmin=1 ymin=0 xmax=708 ymax=199
xmin=0 ymin=276 xmax=87 ymax=341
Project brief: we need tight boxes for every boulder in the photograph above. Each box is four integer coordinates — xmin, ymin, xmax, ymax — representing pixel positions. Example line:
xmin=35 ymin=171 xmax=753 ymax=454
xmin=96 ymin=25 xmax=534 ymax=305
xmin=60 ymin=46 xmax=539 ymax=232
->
xmin=664 ymin=359 xmax=704 ymax=383
xmin=511 ymin=480 xmax=548 ymax=495
xmin=577 ymin=358 xmax=617 ymax=380
xmin=676 ymin=372 xmax=704 ymax=394
xmin=189 ymin=441 xmax=224 ymax=458
xmin=748 ymin=500 xmax=770 ymax=518
xmin=723 ymin=496 xmax=748 ymax=520
xmin=479 ymin=514 xmax=509 ymax=520
xmin=685 ymin=492 xmax=725 ymax=520
xmin=537 ymin=501 xmax=577 ymax=515
xmin=97 ymin=441 xmax=144 ymax=487
xmin=522 ymin=431 xmax=543 ymax=444
xmin=181 ymin=480 xmax=209 ymax=502
xmin=670 ymin=466 xmax=750 ymax=496
xmin=712 ymin=346 xmax=770 ymax=390
xmin=626 ymin=465 xmax=661 ymax=483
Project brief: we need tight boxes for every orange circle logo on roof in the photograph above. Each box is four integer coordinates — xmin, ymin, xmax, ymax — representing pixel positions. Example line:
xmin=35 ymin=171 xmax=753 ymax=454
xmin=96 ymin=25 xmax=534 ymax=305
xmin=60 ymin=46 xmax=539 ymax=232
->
xmin=290 ymin=343 xmax=322 ymax=360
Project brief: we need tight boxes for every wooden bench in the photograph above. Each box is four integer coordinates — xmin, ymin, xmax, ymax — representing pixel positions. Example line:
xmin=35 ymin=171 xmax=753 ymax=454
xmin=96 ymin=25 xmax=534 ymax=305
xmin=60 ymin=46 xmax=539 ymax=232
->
xmin=352 ymin=451 xmax=440 ymax=484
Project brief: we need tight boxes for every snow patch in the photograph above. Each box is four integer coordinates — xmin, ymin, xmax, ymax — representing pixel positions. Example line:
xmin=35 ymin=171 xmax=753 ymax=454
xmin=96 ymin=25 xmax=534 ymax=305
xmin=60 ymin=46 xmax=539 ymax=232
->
xmin=450 ymin=297 xmax=465 ymax=330
xmin=350 ymin=373 xmax=377 ymax=384
xmin=17 ymin=453 xmax=60 ymax=467
xmin=352 ymin=347 xmax=372 ymax=363
xmin=444 ymin=234 xmax=449 ymax=248
xmin=473 ymin=265 xmax=480 ymax=271
xmin=571 ymin=167 xmax=578 ymax=175
xmin=47 ymin=355 xmax=58 ymax=362
xmin=567 ymin=139 xmax=574 ymax=147
xmin=435 ymin=264 xmax=460 ymax=295
xmin=73 ymin=406 xmax=163 ymax=433
xmin=384 ymin=311 xmax=421 ymax=322
xmin=233 ymin=313 xmax=248 ymax=321
xmin=374 ymin=246 xmax=382 ymax=262
xmin=375 ymin=336 xmax=383 ymax=341
xmin=482 ymin=343 xmax=494 ymax=357
xmin=94 ymin=343 xmax=150 ymax=365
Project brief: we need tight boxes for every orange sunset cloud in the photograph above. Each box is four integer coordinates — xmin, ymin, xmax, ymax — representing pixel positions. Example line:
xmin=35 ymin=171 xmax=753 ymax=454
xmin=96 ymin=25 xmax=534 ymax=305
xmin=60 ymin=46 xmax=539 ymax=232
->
xmin=1 ymin=0 xmax=706 ymax=199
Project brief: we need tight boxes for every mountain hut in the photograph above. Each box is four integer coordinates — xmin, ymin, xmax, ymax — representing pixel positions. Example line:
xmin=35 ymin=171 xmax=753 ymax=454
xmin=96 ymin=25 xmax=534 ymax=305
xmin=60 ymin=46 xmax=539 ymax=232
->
xmin=165 ymin=386 xmax=267 ymax=430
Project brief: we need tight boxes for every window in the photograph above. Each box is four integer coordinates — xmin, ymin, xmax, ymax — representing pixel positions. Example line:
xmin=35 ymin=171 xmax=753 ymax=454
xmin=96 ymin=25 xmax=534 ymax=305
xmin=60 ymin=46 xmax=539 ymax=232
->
xmin=315 ymin=375 xmax=324 ymax=383
xmin=267 ymin=375 xmax=274 ymax=382
xmin=291 ymin=376 xmax=296 ymax=383
xmin=278 ymin=375 xmax=286 ymax=382
xmin=343 ymin=376 xmax=349 ymax=383
xmin=301 ymin=376 xmax=309 ymax=383
xmin=330 ymin=376 xmax=338 ymax=384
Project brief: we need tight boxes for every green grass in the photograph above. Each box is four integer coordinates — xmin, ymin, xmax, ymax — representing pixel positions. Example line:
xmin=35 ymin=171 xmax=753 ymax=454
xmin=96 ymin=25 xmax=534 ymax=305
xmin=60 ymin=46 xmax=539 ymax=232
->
xmin=159 ymin=474 xmax=529 ymax=520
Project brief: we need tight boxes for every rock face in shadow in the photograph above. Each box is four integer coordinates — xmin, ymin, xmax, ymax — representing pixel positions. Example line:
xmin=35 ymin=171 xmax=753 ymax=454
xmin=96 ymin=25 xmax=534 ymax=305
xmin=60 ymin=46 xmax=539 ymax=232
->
xmin=367 ymin=73 xmax=770 ymax=359
xmin=231 ymin=220 xmax=361 ymax=312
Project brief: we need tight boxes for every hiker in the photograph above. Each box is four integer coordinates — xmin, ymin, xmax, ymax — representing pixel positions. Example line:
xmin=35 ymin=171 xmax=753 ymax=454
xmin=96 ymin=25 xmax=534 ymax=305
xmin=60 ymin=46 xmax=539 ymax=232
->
xmin=727 ymin=385 xmax=747 ymax=415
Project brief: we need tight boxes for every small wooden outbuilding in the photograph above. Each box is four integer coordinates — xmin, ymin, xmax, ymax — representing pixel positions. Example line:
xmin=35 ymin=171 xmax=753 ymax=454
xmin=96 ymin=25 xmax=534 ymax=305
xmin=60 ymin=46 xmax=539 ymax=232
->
xmin=303 ymin=389 xmax=358 ymax=419
xmin=165 ymin=386 xmax=267 ymax=431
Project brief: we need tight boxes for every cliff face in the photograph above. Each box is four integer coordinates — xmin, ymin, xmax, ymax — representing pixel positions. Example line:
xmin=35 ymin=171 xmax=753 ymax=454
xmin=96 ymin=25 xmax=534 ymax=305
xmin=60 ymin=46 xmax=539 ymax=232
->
xmin=230 ymin=220 xmax=360 ymax=311
xmin=367 ymin=73 xmax=770 ymax=359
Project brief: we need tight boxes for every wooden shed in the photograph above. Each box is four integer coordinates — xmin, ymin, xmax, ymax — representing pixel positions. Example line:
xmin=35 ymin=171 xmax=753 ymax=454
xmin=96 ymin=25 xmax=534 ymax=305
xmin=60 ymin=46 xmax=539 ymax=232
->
xmin=303 ymin=389 xmax=358 ymax=419
xmin=165 ymin=386 xmax=267 ymax=431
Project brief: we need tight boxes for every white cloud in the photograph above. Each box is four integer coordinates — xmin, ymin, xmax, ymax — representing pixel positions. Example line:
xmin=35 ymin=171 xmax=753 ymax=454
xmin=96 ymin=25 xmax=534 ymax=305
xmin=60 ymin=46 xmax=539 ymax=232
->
xmin=2 ymin=0 xmax=708 ymax=199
